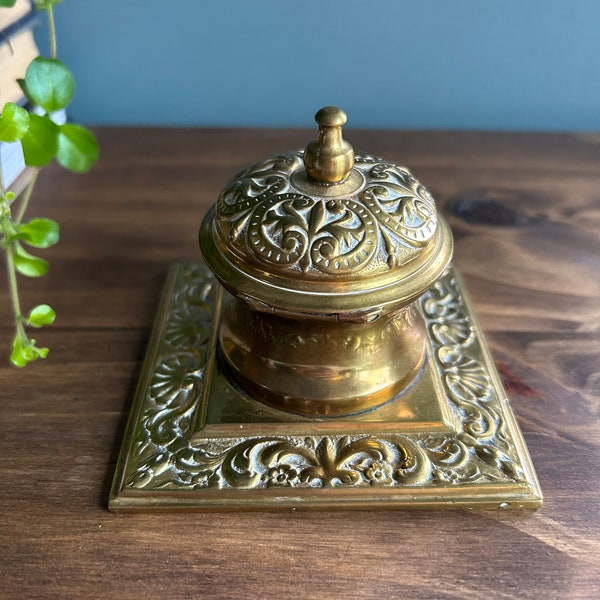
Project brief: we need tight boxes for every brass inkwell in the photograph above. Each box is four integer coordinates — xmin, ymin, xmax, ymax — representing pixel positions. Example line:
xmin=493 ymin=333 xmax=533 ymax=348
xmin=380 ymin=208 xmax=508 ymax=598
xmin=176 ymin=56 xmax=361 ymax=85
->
xmin=110 ymin=107 xmax=542 ymax=510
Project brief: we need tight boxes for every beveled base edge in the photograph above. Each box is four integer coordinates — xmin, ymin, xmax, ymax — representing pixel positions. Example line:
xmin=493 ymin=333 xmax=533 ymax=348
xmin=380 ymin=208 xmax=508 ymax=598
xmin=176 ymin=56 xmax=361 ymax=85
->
xmin=109 ymin=261 xmax=542 ymax=511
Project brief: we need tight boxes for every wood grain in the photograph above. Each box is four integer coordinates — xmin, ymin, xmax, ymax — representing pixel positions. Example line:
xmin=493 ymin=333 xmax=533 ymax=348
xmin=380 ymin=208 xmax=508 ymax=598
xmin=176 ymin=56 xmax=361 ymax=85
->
xmin=1 ymin=128 xmax=599 ymax=599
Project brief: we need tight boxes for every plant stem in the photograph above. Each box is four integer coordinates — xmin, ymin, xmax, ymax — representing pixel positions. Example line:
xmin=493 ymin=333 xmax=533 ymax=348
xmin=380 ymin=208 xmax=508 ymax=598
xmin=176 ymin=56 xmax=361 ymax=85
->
xmin=46 ymin=4 xmax=57 ymax=59
xmin=1 ymin=218 xmax=25 ymax=340
xmin=14 ymin=169 xmax=39 ymax=224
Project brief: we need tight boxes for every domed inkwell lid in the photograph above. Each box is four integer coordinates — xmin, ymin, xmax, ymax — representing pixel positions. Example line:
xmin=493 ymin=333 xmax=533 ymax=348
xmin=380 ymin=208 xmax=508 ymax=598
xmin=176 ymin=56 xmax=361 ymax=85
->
xmin=199 ymin=106 xmax=453 ymax=318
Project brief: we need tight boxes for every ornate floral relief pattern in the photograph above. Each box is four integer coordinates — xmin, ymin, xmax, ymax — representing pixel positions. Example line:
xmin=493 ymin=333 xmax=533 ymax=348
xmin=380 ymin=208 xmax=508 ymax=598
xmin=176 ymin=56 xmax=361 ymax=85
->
xmin=247 ymin=193 xmax=379 ymax=275
xmin=120 ymin=264 xmax=528 ymax=497
xmin=421 ymin=275 xmax=523 ymax=483
xmin=167 ymin=434 xmax=430 ymax=490
xmin=214 ymin=151 xmax=438 ymax=278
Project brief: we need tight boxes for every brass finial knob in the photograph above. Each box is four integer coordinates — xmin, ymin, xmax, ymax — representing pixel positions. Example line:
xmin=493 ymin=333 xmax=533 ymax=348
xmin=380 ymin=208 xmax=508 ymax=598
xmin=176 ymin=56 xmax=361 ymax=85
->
xmin=304 ymin=106 xmax=354 ymax=184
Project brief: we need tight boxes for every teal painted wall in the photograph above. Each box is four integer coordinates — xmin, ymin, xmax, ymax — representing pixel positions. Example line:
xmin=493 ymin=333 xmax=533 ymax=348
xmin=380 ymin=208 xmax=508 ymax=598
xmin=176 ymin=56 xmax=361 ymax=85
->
xmin=36 ymin=0 xmax=599 ymax=130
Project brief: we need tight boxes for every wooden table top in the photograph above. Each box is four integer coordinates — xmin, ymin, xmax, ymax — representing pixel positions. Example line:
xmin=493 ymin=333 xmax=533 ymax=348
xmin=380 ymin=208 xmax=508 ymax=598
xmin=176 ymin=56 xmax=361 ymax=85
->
xmin=1 ymin=127 xmax=598 ymax=599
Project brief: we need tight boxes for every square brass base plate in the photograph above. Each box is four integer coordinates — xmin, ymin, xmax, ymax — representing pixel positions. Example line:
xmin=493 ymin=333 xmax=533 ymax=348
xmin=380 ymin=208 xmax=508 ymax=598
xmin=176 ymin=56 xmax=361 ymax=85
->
xmin=109 ymin=261 xmax=542 ymax=511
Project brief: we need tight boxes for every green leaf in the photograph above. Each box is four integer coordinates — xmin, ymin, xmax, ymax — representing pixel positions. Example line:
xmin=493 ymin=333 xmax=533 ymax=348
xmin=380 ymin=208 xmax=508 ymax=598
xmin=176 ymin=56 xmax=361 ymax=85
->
xmin=11 ymin=334 xmax=48 ymax=368
xmin=21 ymin=114 xmax=59 ymax=167
xmin=0 ymin=1 xmax=18 ymax=8
xmin=27 ymin=304 xmax=56 ymax=327
xmin=57 ymin=124 xmax=99 ymax=173
xmin=23 ymin=57 xmax=75 ymax=113
xmin=0 ymin=102 xmax=30 ymax=142
xmin=10 ymin=335 xmax=32 ymax=367
xmin=13 ymin=242 xmax=48 ymax=277
xmin=17 ymin=218 xmax=59 ymax=248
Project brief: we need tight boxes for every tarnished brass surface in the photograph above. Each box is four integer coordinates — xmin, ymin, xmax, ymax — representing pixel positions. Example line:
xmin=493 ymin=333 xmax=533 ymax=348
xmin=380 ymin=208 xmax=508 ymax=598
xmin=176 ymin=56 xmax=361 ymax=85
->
xmin=219 ymin=298 xmax=426 ymax=416
xmin=109 ymin=262 xmax=542 ymax=510
xmin=110 ymin=108 xmax=540 ymax=509
xmin=198 ymin=109 xmax=452 ymax=317
xmin=199 ymin=106 xmax=453 ymax=415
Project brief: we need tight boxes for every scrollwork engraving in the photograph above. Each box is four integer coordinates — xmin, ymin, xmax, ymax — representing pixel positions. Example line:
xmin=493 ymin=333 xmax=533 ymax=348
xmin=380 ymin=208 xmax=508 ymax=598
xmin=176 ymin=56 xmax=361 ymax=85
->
xmin=421 ymin=274 xmax=524 ymax=483
xmin=120 ymin=264 xmax=529 ymax=498
xmin=215 ymin=151 xmax=438 ymax=278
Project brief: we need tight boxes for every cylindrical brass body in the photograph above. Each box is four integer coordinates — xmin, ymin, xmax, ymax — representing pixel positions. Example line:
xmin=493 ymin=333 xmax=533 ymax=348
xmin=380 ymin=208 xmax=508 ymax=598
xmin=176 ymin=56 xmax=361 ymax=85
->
xmin=219 ymin=298 xmax=427 ymax=416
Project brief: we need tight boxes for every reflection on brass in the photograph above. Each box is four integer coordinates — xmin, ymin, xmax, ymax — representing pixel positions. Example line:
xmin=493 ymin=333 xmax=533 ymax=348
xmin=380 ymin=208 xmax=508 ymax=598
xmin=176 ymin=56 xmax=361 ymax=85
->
xmin=111 ymin=107 xmax=541 ymax=510
xmin=219 ymin=298 xmax=426 ymax=416
xmin=109 ymin=262 xmax=542 ymax=510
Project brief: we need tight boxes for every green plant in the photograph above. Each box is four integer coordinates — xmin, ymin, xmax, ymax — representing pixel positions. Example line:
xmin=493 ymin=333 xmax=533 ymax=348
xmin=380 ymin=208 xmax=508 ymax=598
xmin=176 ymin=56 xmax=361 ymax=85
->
xmin=0 ymin=0 xmax=98 ymax=366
